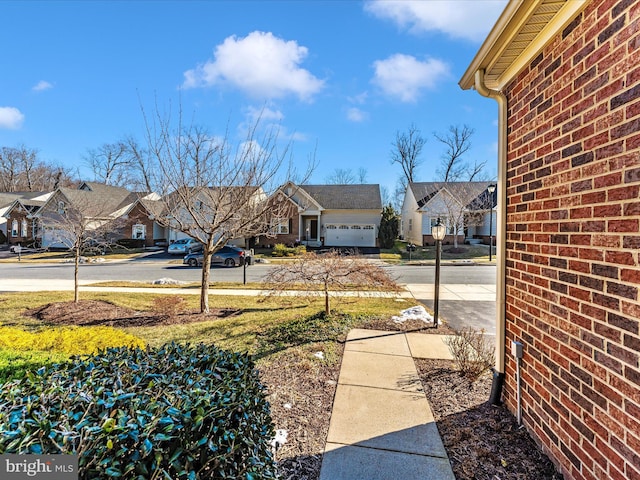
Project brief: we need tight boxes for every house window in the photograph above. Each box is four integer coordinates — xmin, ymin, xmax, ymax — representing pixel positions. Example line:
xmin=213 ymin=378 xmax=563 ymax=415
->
xmin=132 ymin=224 xmax=146 ymax=240
xmin=57 ymin=201 xmax=66 ymax=214
xmin=351 ymin=225 xmax=361 ymax=230
xmin=21 ymin=219 xmax=28 ymax=237
xmin=363 ymin=225 xmax=374 ymax=230
xmin=408 ymin=219 xmax=412 ymax=232
xmin=193 ymin=200 xmax=203 ymax=212
xmin=270 ymin=218 xmax=290 ymax=234
xmin=11 ymin=220 xmax=18 ymax=237
xmin=339 ymin=225 xmax=349 ymax=230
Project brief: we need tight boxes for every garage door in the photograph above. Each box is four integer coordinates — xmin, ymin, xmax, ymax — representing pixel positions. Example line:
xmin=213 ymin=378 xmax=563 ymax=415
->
xmin=324 ymin=224 xmax=376 ymax=247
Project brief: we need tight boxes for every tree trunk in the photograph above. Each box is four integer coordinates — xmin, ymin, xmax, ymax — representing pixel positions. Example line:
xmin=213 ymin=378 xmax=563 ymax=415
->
xmin=324 ymin=282 xmax=330 ymax=315
xmin=74 ymin=244 xmax=80 ymax=303
xmin=200 ymin=249 xmax=213 ymax=313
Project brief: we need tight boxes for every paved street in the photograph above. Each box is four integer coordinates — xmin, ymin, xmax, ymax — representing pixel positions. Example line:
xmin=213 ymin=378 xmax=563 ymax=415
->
xmin=0 ymin=257 xmax=496 ymax=333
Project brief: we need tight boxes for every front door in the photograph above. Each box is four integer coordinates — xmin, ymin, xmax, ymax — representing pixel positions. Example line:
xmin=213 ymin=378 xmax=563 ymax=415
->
xmin=309 ymin=219 xmax=318 ymax=240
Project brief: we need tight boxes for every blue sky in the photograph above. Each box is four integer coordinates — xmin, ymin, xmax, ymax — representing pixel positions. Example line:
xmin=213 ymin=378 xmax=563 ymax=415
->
xmin=0 ymin=0 xmax=507 ymax=198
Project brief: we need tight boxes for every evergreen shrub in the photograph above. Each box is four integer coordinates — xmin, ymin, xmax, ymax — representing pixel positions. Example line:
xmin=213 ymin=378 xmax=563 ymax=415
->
xmin=0 ymin=343 xmax=277 ymax=479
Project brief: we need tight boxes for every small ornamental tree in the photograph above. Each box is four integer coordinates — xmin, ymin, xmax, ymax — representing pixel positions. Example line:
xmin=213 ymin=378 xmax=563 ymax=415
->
xmin=378 ymin=204 xmax=399 ymax=249
xmin=264 ymin=251 xmax=399 ymax=315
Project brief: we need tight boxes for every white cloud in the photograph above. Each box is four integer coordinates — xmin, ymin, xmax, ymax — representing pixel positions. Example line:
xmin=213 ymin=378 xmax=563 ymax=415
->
xmin=346 ymin=107 xmax=368 ymax=122
xmin=364 ymin=0 xmax=508 ymax=42
xmin=372 ymin=54 xmax=449 ymax=102
xmin=0 ymin=107 xmax=25 ymax=129
xmin=245 ymin=105 xmax=284 ymax=125
xmin=183 ymin=31 xmax=324 ymax=101
xmin=348 ymin=92 xmax=368 ymax=105
xmin=33 ymin=80 xmax=53 ymax=92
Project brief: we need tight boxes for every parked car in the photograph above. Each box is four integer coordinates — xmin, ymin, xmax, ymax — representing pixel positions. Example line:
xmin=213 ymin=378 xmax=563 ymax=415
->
xmin=167 ymin=238 xmax=203 ymax=255
xmin=183 ymin=245 xmax=251 ymax=267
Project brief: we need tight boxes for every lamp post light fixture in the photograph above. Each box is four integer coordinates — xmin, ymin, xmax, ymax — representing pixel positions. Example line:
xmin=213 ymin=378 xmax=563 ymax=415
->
xmin=431 ymin=218 xmax=446 ymax=328
xmin=487 ymin=184 xmax=496 ymax=262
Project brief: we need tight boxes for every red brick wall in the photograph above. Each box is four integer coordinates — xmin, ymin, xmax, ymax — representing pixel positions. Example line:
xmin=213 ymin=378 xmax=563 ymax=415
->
xmin=123 ymin=203 xmax=156 ymax=247
xmin=504 ymin=1 xmax=640 ymax=479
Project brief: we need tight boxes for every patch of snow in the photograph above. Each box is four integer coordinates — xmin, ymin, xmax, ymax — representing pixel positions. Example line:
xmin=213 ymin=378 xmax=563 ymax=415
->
xmin=392 ymin=305 xmax=437 ymax=324
xmin=152 ymin=278 xmax=186 ymax=285
xmin=313 ymin=351 xmax=324 ymax=360
xmin=270 ymin=429 xmax=288 ymax=451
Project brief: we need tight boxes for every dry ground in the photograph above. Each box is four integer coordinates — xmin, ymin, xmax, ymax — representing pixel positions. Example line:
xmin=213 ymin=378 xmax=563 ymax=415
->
xmin=27 ymin=300 xmax=562 ymax=480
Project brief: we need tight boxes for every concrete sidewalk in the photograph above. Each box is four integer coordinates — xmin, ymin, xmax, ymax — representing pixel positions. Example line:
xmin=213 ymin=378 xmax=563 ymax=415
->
xmin=319 ymin=329 xmax=456 ymax=480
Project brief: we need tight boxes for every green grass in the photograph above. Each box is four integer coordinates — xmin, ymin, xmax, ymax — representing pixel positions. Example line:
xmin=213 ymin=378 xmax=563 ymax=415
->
xmin=381 ymin=240 xmax=495 ymax=262
xmin=0 ymin=248 xmax=148 ymax=263
xmin=0 ymin=348 xmax=68 ymax=382
xmin=0 ymin=290 xmax=417 ymax=381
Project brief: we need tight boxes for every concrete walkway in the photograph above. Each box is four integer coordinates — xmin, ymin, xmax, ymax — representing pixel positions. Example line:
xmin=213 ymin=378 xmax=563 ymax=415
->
xmin=319 ymin=329 xmax=456 ymax=480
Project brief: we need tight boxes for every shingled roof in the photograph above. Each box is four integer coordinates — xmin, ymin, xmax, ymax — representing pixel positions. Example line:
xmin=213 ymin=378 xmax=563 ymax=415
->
xmin=409 ymin=182 xmax=495 ymax=209
xmin=300 ymin=184 xmax=381 ymax=210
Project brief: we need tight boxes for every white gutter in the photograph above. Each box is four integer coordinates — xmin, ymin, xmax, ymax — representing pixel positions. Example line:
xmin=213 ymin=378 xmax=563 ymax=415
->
xmin=474 ymin=69 xmax=507 ymax=382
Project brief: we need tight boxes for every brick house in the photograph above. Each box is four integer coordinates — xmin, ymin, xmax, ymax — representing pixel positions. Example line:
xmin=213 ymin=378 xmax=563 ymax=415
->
xmin=36 ymin=182 xmax=157 ymax=249
xmin=460 ymin=1 xmax=640 ymax=479
xmin=2 ymin=192 xmax=52 ymax=247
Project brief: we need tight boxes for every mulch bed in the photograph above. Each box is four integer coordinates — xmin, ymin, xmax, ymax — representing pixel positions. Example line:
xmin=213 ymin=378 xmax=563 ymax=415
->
xmin=23 ymin=301 xmax=563 ymax=479
xmin=416 ymin=359 xmax=563 ymax=480
xmin=25 ymin=300 xmax=240 ymax=327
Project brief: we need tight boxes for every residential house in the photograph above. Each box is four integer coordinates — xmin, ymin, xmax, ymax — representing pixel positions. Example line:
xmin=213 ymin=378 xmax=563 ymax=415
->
xmin=460 ymin=1 xmax=640 ymax=479
xmin=1 ymin=192 xmax=52 ymax=246
xmin=36 ymin=182 xmax=158 ymax=249
xmin=256 ymin=182 xmax=383 ymax=249
xmin=158 ymin=185 xmax=268 ymax=247
xmin=401 ymin=182 xmax=496 ymax=246
xmin=118 ymin=194 xmax=167 ymax=248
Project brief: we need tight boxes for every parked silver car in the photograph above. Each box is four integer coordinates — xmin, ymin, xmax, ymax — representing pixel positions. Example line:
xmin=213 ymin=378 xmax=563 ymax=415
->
xmin=183 ymin=245 xmax=251 ymax=267
xmin=167 ymin=238 xmax=203 ymax=255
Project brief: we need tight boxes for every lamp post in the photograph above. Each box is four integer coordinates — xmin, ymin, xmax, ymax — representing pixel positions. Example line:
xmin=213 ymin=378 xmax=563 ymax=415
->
xmin=431 ymin=218 xmax=446 ymax=328
xmin=487 ymin=184 xmax=496 ymax=262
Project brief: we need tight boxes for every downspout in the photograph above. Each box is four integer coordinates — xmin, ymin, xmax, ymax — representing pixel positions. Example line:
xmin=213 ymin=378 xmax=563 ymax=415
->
xmin=474 ymin=69 xmax=507 ymax=405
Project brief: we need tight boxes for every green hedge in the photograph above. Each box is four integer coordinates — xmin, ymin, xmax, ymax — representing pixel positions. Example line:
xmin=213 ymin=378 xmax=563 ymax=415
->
xmin=0 ymin=343 xmax=276 ymax=479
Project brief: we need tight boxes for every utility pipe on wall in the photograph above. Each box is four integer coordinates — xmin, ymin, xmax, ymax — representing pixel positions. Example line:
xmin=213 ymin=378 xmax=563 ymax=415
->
xmin=474 ymin=69 xmax=508 ymax=404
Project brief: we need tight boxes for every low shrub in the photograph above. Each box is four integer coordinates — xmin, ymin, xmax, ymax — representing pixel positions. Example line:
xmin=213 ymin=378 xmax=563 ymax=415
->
xmin=256 ymin=311 xmax=361 ymax=356
xmin=152 ymin=295 xmax=187 ymax=316
xmin=0 ymin=343 xmax=277 ymax=479
xmin=271 ymin=243 xmax=306 ymax=257
xmin=0 ymin=325 xmax=145 ymax=355
xmin=116 ymin=238 xmax=145 ymax=249
xmin=445 ymin=327 xmax=495 ymax=381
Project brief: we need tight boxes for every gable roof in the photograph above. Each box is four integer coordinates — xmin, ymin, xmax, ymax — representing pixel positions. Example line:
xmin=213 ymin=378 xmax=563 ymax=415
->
xmin=300 ymin=184 xmax=382 ymax=210
xmin=37 ymin=183 xmax=139 ymax=220
xmin=409 ymin=182 xmax=495 ymax=210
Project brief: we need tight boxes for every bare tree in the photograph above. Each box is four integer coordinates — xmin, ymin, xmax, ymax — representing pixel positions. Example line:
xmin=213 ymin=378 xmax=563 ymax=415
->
xmin=0 ymin=145 xmax=76 ymax=191
xmin=390 ymin=123 xmax=426 ymax=185
xmin=324 ymin=167 xmax=369 ymax=185
xmin=264 ymin=251 xmax=399 ymax=315
xmin=84 ymin=141 xmax=135 ymax=187
xmin=138 ymin=105 xmax=313 ymax=313
xmin=357 ymin=167 xmax=368 ymax=183
xmin=37 ymin=189 xmax=127 ymax=302
xmin=325 ymin=168 xmax=355 ymax=184
xmin=434 ymin=125 xmax=487 ymax=182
